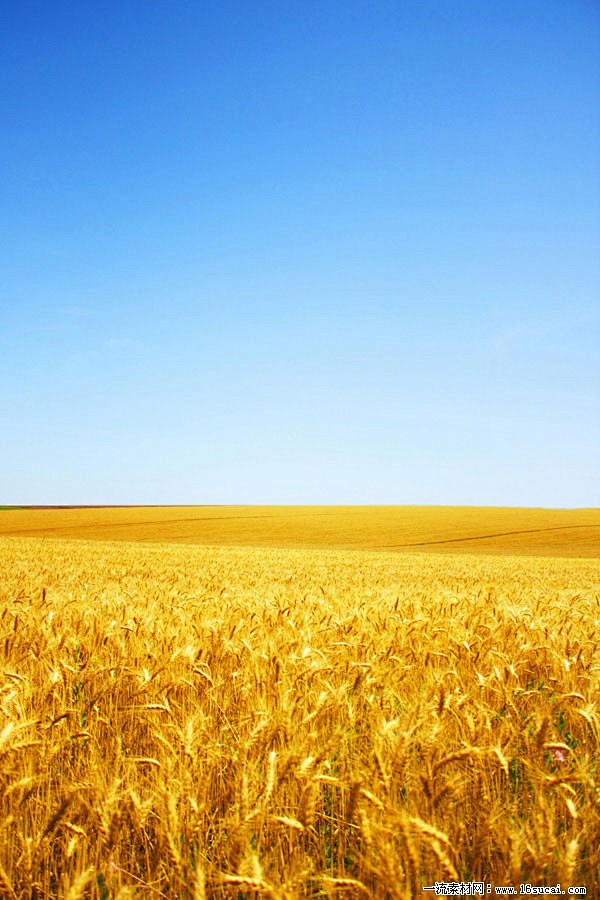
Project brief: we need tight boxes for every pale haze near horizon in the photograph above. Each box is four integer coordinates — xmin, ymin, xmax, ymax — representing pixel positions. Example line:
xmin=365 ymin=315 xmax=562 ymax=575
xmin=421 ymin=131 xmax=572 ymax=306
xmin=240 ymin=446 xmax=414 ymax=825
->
xmin=1 ymin=1 xmax=599 ymax=507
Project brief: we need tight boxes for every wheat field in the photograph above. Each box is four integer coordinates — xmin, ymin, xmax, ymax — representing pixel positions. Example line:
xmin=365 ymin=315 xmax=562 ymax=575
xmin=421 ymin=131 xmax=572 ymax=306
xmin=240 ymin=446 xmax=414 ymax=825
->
xmin=1 ymin=505 xmax=599 ymax=556
xmin=0 ymin=509 xmax=599 ymax=897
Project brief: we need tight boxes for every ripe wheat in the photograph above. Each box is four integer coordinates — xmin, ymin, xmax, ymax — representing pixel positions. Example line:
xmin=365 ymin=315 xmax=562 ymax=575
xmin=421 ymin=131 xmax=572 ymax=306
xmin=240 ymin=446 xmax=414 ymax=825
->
xmin=0 ymin=534 xmax=598 ymax=897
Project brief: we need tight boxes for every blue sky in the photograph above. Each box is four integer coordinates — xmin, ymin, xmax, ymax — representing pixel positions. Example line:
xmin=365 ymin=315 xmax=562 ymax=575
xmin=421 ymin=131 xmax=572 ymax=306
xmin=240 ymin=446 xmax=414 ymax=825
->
xmin=2 ymin=0 xmax=599 ymax=506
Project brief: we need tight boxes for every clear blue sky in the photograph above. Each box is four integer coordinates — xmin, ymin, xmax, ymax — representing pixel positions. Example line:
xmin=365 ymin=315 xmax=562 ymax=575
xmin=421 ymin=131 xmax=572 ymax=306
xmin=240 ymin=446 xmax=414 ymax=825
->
xmin=2 ymin=0 xmax=599 ymax=506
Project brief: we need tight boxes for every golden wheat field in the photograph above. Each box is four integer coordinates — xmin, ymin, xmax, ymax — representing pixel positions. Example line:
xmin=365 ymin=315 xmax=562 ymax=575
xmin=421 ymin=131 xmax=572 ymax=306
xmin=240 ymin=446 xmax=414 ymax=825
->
xmin=1 ymin=506 xmax=599 ymax=556
xmin=1 ymin=507 xmax=599 ymax=898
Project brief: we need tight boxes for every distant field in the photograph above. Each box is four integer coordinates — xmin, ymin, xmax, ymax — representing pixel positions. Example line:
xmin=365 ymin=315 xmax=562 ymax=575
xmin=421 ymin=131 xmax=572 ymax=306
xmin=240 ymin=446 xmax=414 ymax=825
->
xmin=1 ymin=505 xmax=599 ymax=556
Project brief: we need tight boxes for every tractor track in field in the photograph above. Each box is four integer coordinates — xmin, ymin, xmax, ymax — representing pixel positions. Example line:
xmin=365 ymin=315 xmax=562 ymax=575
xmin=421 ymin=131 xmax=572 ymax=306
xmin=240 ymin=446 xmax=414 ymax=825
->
xmin=381 ymin=523 xmax=596 ymax=549
xmin=0 ymin=509 xmax=344 ymax=537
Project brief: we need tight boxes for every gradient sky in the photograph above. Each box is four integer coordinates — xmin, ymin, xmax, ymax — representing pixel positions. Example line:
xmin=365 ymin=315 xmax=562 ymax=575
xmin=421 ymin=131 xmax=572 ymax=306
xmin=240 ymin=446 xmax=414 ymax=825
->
xmin=2 ymin=0 xmax=599 ymax=506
